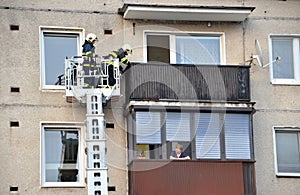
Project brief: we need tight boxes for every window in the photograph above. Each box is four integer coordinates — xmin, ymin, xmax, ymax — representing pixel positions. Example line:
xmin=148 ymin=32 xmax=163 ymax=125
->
xmin=136 ymin=112 xmax=161 ymax=144
xmin=145 ymin=33 xmax=225 ymax=65
xmin=195 ymin=113 xmax=221 ymax=159
xmin=40 ymin=27 xmax=83 ymax=89
xmin=273 ymin=127 xmax=300 ymax=177
xmin=41 ymin=123 xmax=85 ymax=187
xmin=135 ymin=112 xmax=162 ymax=159
xmin=129 ymin=111 xmax=252 ymax=161
xmin=166 ymin=112 xmax=191 ymax=157
xmin=166 ymin=112 xmax=190 ymax=142
xmin=224 ymin=114 xmax=251 ymax=159
xmin=270 ymin=36 xmax=300 ymax=84
xmin=176 ymin=36 xmax=220 ymax=64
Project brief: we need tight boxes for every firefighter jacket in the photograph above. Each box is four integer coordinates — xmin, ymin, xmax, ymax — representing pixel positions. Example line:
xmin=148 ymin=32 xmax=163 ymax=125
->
xmin=82 ymin=40 xmax=96 ymax=58
xmin=108 ymin=48 xmax=131 ymax=72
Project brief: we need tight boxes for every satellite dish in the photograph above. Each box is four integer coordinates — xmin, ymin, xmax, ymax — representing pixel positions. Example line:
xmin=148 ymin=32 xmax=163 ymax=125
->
xmin=249 ymin=40 xmax=264 ymax=67
xmin=255 ymin=39 xmax=264 ymax=66
xmin=249 ymin=39 xmax=280 ymax=68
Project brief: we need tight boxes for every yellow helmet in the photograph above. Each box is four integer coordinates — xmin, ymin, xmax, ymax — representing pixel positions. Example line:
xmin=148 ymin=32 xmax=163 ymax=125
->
xmin=86 ymin=33 xmax=98 ymax=43
xmin=122 ymin=43 xmax=132 ymax=54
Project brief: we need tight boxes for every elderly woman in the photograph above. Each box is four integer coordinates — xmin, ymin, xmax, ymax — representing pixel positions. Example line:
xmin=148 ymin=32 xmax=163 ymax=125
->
xmin=170 ymin=144 xmax=190 ymax=160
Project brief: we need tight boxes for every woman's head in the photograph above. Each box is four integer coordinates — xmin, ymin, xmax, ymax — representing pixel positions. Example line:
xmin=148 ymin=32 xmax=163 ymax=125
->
xmin=175 ymin=144 xmax=183 ymax=154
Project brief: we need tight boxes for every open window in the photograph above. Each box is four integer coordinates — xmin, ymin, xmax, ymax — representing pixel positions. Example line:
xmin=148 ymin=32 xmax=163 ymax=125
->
xmin=145 ymin=32 xmax=225 ymax=65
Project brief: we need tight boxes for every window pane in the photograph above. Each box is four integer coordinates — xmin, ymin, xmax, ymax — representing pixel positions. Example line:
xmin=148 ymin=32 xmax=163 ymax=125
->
xmin=45 ymin=129 xmax=79 ymax=182
xmin=166 ymin=112 xmax=190 ymax=141
xmin=147 ymin=35 xmax=170 ymax=63
xmin=195 ymin=113 xmax=221 ymax=159
xmin=136 ymin=112 xmax=161 ymax=144
xmin=176 ymin=36 xmax=220 ymax=65
xmin=224 ymin=114 xmax=251 ymax=159
xmin=44 ymin=34 xmax=78 ymax=85
xmin=276 ymin=131 xmax=300 ymax=173
xmin=168 ymin=141 xmax=191 ymax=158
xmin=272 ymin=38 xmax=294 ymax=79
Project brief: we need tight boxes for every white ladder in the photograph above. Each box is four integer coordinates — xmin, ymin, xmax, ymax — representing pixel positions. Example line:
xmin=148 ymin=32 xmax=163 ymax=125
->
xmin=64 ymin=56 xmax=121 ymax=195
xmin=86 ymin=90 xmax=108 ymax=195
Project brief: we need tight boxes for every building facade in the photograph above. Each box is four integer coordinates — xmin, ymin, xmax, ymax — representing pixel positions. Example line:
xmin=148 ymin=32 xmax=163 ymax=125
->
xmin=0 ymin=0 xmax=300 ymax=194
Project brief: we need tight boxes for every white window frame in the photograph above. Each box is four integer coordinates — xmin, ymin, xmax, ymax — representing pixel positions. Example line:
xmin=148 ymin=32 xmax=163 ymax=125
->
xmin=143 ymin=31 xmax=226 ymax=65
xmin=39 ymin=26 xmax=84 ymax=90
xmin=269 ymin=34 xmax=300 ymax=85
xmin=40 ymin=122 xmax=85 ymax=187
xmin=273 ymin=126 xmax=300 ymax=177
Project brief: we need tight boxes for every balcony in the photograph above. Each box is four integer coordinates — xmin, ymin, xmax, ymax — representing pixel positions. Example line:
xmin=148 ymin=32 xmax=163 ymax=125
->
xmin=128 ymin=160 xmax=256 ymax=195
xmin=125 ymin=63 xmax=250 ymax=102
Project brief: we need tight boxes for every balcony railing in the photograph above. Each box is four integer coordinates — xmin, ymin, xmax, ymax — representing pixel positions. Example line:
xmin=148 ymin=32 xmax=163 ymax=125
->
xmin=125 ymin=63 xmax=250 ymax=102
xmin=128 ymin=160 xmax=256 ymax=195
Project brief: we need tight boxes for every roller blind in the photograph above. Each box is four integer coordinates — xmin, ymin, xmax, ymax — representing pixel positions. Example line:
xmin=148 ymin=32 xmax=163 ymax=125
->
xmin=136 ymin=112 xmax=161 ymax=144
xmin=195 ymin=113 xmax=221 ymax=159
xmin=166 ymin=112 xmax=190 ymax=141
xmin=224 ymin=114 xmax=251 ymax=159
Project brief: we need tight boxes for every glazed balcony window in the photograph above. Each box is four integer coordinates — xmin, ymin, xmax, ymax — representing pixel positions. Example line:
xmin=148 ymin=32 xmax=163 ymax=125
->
xmin=128 ymin=111 xmax=253 ymax=161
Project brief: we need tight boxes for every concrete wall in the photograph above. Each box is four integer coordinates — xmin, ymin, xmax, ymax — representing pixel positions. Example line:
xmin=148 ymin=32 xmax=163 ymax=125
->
xmin=244 ymin=1 xmax=300 ymax=195
xmin=0 ymin=0 xmax=127 ymax=194
xmin=1 ymin=0 xmax=300 ymax=194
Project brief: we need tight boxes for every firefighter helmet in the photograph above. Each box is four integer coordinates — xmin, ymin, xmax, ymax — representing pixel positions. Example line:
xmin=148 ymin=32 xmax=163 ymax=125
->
xmin=122 ymin=43 xmax=132 ymax=54
xmin=86 ymin=33 xmax=98 ymax=43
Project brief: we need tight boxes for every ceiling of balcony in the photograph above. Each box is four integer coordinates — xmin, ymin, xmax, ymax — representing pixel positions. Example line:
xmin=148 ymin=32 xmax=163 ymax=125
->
xmin=118 ymin=4 xmax=255 ymax=22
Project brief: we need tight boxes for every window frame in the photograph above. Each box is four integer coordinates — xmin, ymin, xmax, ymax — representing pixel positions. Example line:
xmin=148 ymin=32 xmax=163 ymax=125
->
xmin=129 ymin=110 xmax=253 ymax=162
xmin=269 ymin=34 xmax=300 ymax=85
xmin=40 ymin=122 xmax=85 ymax=188
xmin=39 ymin=26 xmax=84 ymax=90
xmin=273 ymin=126 xmax=300 ymax=177
xmin=143 ymin=31 xmax=226 ymax=65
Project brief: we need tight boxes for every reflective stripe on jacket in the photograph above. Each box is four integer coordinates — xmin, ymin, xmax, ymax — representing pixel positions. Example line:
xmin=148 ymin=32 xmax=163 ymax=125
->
xmin=82 ymin=40 xmax=95 ymax=58
xmin=109 ymin=48 xmax=130 ymax=66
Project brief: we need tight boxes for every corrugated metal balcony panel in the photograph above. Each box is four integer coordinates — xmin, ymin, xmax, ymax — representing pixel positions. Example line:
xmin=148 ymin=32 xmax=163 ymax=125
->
xmin=128 ymin=160 xmax=256 ymax=195
xmin=125 ymin=63 xmax=250 ymax=102
xmin=243 ymin=162 xmax=257 ymax=195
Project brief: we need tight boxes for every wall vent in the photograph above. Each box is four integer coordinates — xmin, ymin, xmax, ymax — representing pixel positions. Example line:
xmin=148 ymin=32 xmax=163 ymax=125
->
xmin=10 ymin=25 xmax=19 ymax=31
xmin=106 ymin=122 xmax=114 ymax=129
xmin=10 ymin=121 xmax=19 ymax=127
xmin=108 ymin=186 xmax=116 ymax=191
xmin=10 ymin=186 xmax=18 ymax=192
xmin=104 ymin=29 xmax=112 ymax=35
xmin=11 ymin=87 xmax=20 ymax=93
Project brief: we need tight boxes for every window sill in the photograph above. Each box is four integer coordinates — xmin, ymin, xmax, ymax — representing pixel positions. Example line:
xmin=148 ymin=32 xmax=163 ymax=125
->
xmin=276 ymin=173 xmax=300 ymax=178
xmin=41 ymin=182 xmax=85 ymax=188
xmin=40 ymin=86 xmax=65 ymax=92
xmin=271 ymin=79 xmax=300 ymax=85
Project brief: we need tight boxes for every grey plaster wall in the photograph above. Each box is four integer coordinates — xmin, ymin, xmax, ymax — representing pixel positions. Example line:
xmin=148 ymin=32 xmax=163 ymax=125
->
xmin=1 ymin=0 xmax=300 ymax=194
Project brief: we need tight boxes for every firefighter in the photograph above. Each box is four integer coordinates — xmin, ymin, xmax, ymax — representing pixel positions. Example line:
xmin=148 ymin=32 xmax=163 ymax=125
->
xmin=82 ymin=33 xmax=98 ymax=87
xmin=106 ymin=44 xmax=132 ymax=86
